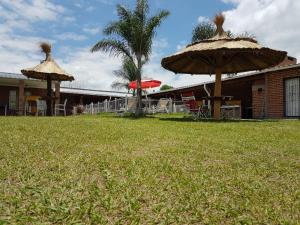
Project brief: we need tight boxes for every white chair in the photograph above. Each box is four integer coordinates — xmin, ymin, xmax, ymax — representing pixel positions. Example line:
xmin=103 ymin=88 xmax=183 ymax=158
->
xmin=153 ymin=98 xmax=170 ymax=113
xmin=116 ymin=97 xmax=137 ymax=116
xmin=37 ymin=100 xmax=47 ymax=116
xmin=55 ymin=99 xmax=67 ymax=116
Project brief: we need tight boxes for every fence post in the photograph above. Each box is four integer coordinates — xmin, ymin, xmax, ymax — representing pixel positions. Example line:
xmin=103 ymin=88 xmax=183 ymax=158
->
xmin=115 ymin=98 xmax=117 ymax=112
xmin=97 ymin=102 xmax=100 ymax=113
xmin=169 ymin=98 xmax=173 ymax=113
xmin=91 ymin=102 xmax=94 ymax=114
xmin=104 ymin=99 xmax=107 ymax=112
xmin=173 ymin=102 xmax=176 ymax=113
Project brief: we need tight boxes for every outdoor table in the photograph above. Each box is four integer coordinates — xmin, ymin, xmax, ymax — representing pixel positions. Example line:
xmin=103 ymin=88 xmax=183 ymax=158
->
xmin=220 ymin=105 xmax=241 ymax=119
xmin=25 ymin=96 xmax=40 ymax=115
xmin=25 ymin=96 xmax=47 ymax=116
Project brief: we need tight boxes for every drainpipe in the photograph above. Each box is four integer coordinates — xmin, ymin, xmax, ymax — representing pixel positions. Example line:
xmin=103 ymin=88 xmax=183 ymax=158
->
xmin=204 ymin=83 xmax=211 ymax=109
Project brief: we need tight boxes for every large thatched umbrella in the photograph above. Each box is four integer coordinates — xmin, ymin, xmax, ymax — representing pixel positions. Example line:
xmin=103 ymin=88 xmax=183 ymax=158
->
xmin=21 ymin=43 xmax=74 ymax=116
xmin=161 ymin=14 xmax=287 ymax=119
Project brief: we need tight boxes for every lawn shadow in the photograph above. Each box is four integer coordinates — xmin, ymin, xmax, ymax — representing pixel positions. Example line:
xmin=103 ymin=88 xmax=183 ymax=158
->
xmin=97 ymin=112 xmax=280 ymax=123
xmin=109 ymin=113 xmax=158 ymax=120
xmin=159 ymin=117 xmax=279 ymax=123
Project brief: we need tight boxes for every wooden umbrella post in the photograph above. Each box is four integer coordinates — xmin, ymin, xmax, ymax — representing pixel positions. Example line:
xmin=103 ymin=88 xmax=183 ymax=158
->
xmin=46 ymin=76 xmax=52 ymax=116
xmin=213 ymin=68 xmax=222 ymax=120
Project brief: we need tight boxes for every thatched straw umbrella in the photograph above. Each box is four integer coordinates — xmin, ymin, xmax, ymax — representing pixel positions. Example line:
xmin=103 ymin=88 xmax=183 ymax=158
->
xmin=161 ymin=14 xmax=287 ymax=120
xmin=21 ymin=43 xmax=74 ymax=116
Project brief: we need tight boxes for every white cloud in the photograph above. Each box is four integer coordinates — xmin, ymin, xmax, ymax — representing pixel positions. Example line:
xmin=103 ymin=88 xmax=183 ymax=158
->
xmin=86 ymin=6 xmax=95 ymax=12
xmin=0 ymin=0 xmax=64 ymax=22
xmin=143 ymin=38 xmax=213 ymax=90
xmin=153 ymin=38 xmax=169 ymax=49
xmin=97 ymin=0 xmax=114 ymax=5
xmin=0 ymin=33 xmax=52 ymax=72
xmin=6 ymin=0 xmax=298 ymax=93
xmin=0 ymin=0 xmax=66 ymax=33
xmin=63 ymin=16 xmax=76 ymax=23
xmin=197 ymin=16 xmax=210 ymax=23
xmin=83 ymin=27 xmax=101 ymax=35
xmin=59 ymin=48 xmax=122 ymax=90
xmin=55 ymin=32 xmax=87 ymax=41
xmin=222 ymin=0 xmax=300 ymax=59
xmin=176 ymin=40 xmax=188 ymax=51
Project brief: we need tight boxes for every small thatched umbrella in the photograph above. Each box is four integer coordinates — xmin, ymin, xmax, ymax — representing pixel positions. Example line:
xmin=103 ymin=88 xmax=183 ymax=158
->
xmin=21 ymin=43 xmax=74 ymax=116
xmin=161 ymin=14 xmax=287 ymax=119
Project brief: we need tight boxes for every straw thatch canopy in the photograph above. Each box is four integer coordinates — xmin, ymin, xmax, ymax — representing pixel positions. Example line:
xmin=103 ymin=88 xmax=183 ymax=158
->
xmin=161 ymin=13 xmax=287 ymax=120
xmin=161 ymin=14 xmax=287 ymax=74
xmin=21 ymin=43 xmax=74 ymax=81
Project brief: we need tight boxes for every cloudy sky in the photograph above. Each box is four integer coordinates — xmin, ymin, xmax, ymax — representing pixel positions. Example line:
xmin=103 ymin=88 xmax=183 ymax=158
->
xmin=0 ymin=0 xmax=299 ymax=91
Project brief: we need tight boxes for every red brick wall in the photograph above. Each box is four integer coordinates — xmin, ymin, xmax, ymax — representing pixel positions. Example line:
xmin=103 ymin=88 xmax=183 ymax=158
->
xmin=266 ymin=68 xmax=300 ymax=118
xmin=0 ymin=85 xmax=48 ymax=113
xmin=0 ymin=86 xmax=17 ymax=104
xmin=252 ymin=79 xmax=265 ymax=119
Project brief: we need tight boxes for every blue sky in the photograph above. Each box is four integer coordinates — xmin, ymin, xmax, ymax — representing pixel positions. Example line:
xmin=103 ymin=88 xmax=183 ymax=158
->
xmin=10 ymin=0 xmax=233 ymax=59
xmin=0 ymin=0 xmax=299 ymax=90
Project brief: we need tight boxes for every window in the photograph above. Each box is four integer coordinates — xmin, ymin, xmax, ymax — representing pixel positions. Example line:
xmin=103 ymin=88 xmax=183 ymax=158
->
xmin=285 ymin=78 xmax=300 ymax=117
xmin=9 ymin=90 xmax=17 ymax=110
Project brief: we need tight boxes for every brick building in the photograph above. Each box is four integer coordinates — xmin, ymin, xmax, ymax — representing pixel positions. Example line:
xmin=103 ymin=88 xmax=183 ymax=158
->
xmin=0 ymin=72 xmax=130 ymax=115
xmin=0 ymin=56 xmax=299 ymax=118
xmin=149 ymin=58 xmax=300 ymax=119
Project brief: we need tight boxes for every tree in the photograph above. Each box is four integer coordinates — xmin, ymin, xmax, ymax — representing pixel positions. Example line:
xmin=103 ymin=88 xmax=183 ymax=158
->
xmin=236 ymin=31 xmax=256 ymax=39
xmin=91 ymin=0 xmax=169 ymax=116
xmin=111 ymin=57 xmax=138 ymax=92
xmin=192 ymin=21 xmax=254 ymax=43
xmin=192 ymin=22 xmax=215 ymax=43
xmin=160 ymin=84 xmax=173 ymax=91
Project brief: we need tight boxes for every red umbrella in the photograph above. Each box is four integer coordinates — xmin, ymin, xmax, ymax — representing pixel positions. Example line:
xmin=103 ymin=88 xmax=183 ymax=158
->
xmin=129 ymin=80 xmax=161 ymax=89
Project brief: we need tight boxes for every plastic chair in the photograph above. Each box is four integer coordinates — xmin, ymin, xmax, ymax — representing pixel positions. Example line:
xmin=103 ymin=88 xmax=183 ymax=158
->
xmin=55 ymin=99 xmax=67 ymax=116
xmin=153 ymin=98 xmax=170 ymax=113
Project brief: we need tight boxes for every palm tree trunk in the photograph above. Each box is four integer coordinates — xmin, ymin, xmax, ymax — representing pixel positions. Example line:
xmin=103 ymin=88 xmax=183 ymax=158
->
xmin=135 ymin=55 xmax=143 ymax=116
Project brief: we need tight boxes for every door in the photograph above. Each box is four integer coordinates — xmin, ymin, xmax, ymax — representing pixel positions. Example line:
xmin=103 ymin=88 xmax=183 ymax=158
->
xmin=9 ymin=90 xmax=17 ymax=110
xmin=285 ymin=78 xmax=300 ymax=117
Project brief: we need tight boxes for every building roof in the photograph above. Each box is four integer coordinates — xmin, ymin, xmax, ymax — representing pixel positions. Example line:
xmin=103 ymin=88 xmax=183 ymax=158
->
xmin=0 ymin=72 xmax=130 ymax=98
xmin=1 ymin=62 xmax=299 ymax=98
xmin=149 ymin=63 xmax=300 ymax=95
xmin=0 ymin=72 xmax=31 ymax=80
xmin=60 ymin=87 xmax=130 ymax=98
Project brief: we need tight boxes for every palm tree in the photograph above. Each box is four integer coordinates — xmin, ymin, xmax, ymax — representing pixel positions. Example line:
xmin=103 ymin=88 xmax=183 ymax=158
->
xmin=111 ymin=58 xmax=138 ymax=93
xmin=91 ymin=0 xmax=169 ymax=116
xmin=192 ymin=21 xmax=254 ymax=43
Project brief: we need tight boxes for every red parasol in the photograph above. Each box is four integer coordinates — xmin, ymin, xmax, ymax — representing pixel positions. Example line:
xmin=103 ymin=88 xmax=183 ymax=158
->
xmin=129 ymin=80 xmax=161 ymax=89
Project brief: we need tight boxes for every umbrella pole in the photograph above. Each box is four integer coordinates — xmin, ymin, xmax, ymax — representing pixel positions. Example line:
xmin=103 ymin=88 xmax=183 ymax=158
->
xmin=46 ymin=76 xmax=52 ymax=116
xmin=213 ymin=68 xmax=222 ymax=120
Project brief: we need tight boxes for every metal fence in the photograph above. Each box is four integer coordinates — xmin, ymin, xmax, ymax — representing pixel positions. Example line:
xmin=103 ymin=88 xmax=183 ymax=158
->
xmin=80 ymin=98 xmax=190 ymax=115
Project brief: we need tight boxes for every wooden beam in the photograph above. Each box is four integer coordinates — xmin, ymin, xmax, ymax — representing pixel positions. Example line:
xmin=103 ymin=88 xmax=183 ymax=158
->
xmin=213 ymin=68 xmax=222 ymax=120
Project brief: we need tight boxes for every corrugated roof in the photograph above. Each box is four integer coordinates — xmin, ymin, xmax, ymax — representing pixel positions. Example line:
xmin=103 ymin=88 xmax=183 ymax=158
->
xmin=0 ymin=72 xmax=30 ymax=80
xmin=60 ymin=87 xmax=130 ymax=98
xmin=0 ymin=72 xmax=131 ymax=97
xmin=149 ymin=63 xmax=300 ymax=95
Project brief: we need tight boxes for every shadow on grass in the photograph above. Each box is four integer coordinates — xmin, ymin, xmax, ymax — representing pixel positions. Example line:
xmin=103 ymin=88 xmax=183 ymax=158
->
xmin=97 ymin=112 xmax=279 ymax=123
xmin=158 ymin=117 xmax=279 ymax=123
xmin=104 ymin=113 xmax=157 ymax=120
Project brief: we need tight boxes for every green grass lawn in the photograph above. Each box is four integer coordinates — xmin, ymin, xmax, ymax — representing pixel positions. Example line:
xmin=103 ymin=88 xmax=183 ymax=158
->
xmin=0 ymin=114 xmax=299 ymax=224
